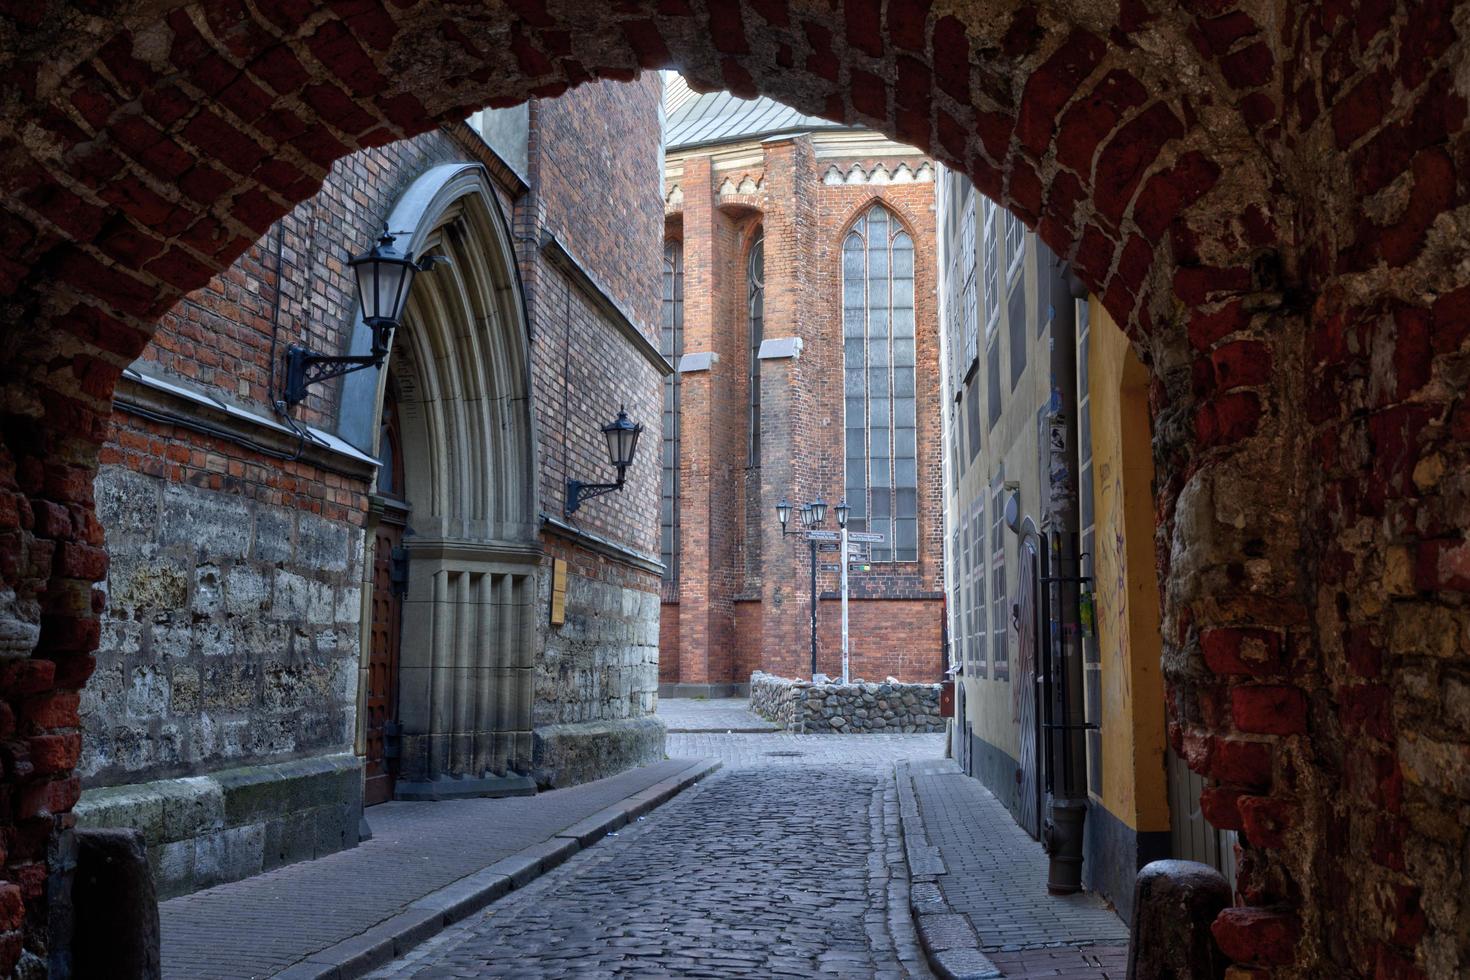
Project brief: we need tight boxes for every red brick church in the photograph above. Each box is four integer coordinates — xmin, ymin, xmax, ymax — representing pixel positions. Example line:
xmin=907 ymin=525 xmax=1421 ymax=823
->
xmin=657 ymin=77 xmax=946 ymax=695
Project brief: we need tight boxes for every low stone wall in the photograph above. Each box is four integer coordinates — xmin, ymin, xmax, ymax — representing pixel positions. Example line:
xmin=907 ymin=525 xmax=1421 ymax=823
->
xmin=748 ymin=671 xmax=944 ymax=734
xmin=74 ymin=753 xmax=362 ymax=899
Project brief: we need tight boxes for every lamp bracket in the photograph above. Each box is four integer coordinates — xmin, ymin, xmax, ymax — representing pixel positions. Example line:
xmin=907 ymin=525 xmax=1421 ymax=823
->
xmin=283 ymin=344 xmax=384 ymax=406
xmin=565 ymin=474 xmax=625 ymax=516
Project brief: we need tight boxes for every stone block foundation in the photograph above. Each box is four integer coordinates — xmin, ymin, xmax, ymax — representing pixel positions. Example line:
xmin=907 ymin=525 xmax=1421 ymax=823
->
xmin=748 ymin=671 xmax=944 ymax=733
xmin=74 ymin=754 xmax=362 ymax=899
xmin=531 ymin=717 xmax=667 ymax=790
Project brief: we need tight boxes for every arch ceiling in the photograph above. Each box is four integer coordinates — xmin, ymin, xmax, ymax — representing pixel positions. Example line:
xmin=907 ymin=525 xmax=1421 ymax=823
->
xmin=0 ymin=3 xmax=1464 ymax=977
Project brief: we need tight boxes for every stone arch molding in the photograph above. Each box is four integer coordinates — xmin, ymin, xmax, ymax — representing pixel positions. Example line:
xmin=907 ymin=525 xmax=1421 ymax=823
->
xmin=0 ymin=3 xmax=1463 ymax=978
xmin=344 ymin=162 xmax=540 ymax=542
xmin=348 ymin=163 xmax=542 ymax=797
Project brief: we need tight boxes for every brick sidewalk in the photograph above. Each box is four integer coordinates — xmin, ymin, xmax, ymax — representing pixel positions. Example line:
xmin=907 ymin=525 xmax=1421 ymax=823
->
xmin=901 ymin=760 xmax=1129 ymax=979
xmin=160 ymin=758 xmax=711 ymax=980
xmin=656 ymin=697 xmax=778 ymax=732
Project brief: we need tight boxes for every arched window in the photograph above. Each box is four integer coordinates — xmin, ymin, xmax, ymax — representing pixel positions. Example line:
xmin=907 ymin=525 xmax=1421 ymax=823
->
xmin=843 ymin=203 xmax=918 ymax=562
xmin=660 ymin=240 xmax=683 ymax=580
xmin=747 ymin=230 xmax=764 ymax=464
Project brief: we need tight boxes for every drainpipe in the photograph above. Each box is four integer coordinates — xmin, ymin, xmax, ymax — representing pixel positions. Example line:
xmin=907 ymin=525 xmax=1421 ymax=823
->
xmin=1040 ymin=262 xmax=1092 ymax=895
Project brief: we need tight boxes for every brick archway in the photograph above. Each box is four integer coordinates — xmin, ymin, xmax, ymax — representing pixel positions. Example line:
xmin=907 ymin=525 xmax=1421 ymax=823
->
xmin=0 ymin=3 xmax=1465 ymax=976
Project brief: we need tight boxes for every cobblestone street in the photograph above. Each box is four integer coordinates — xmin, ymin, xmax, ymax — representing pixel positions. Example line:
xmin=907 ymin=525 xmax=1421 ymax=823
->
xmin=369 ymin=731 xmax=943 ymax=979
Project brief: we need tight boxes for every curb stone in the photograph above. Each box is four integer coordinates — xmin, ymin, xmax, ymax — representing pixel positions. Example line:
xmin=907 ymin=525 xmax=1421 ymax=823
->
xmin=271 ymin=758 xmax=721 ymax=980
xmin=895 ymin=761 xmax=1002 ymax=980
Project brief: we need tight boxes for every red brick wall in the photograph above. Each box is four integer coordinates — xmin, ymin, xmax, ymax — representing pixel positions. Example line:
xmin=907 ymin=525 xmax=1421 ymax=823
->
xmin=815 ymin=598 xmax=944 ymax=683
xmin=663 ymin=134 xmax=944 ymax=688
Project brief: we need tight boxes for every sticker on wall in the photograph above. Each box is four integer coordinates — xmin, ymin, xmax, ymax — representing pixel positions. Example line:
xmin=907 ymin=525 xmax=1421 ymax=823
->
xmin=550 ymin=558 xmax=568 ymax=626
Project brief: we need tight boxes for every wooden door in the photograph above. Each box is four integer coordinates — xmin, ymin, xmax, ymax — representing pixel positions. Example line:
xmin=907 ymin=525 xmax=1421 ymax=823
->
xmin=1014 ymin=537 xmax=1042 ymax=839
xmin=365 ymin=512 xmax=405 ymax=806
xmin=366 ymin=391 xmax=408 ymax=806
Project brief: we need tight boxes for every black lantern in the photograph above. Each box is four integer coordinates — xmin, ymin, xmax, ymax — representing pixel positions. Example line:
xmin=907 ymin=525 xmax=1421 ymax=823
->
xmin=352 ymin=226 xmax=422 ymax=356
xmin=566 ymin=407 xmax=644 ymax=515
xmin=601 ymin=407 xmax=642 ymax=475
xmin=799 ymin=503 xmax=814 ymax=527
xmin=282 ymin=224 xmax=440 ymax=405
xmin=776 ymin=498 xmax=793 ymax=534
xmin=835 ymin=499 xmax=850 ymax=528
xmin=809 ymin=496 xmax=828 ymax=527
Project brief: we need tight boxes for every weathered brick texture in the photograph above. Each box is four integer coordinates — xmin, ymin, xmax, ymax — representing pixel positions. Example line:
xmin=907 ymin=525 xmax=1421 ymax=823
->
xmin=664 ymin=131 xmax=944 ymax=689
xmin=0 ymin=3 xmax=1464 ymax=977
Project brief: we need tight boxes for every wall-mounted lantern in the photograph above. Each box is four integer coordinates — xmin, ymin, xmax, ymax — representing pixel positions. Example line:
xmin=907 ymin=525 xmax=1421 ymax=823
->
xmin=282 ymin=225 xmax=441 ymax=405
xmin=565 ymin=407 xmax=643 ymax=515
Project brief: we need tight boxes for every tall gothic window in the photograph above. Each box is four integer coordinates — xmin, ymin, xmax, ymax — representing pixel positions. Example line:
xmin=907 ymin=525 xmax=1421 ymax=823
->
xmin=661 ymin=241 xmax=683 ymax=579
xmin=843 ymin=203 xmax=918 ymax=563
xmin=747 ymin=230 xmax=764 ymax=464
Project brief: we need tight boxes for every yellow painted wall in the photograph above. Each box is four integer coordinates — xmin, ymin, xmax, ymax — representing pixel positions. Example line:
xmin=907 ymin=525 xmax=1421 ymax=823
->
xmin=1088 ymin=298 xmax=1170 ymax=833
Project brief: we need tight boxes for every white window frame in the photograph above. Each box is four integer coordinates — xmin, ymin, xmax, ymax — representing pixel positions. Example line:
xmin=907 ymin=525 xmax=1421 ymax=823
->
xmin=981 ymin=198 xmax=1000 ymax=339
xmin=1004 ymin=209 xmax=1026 ymax=283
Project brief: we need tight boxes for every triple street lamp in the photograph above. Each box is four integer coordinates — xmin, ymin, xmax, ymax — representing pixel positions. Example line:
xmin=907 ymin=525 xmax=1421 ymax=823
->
xmin=777 ymin=495 xmax=849 ymax=681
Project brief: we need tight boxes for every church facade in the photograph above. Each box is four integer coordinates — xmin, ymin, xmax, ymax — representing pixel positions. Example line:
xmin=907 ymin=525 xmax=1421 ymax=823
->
xmin=658 ymin=79 xmax=947 ymax=695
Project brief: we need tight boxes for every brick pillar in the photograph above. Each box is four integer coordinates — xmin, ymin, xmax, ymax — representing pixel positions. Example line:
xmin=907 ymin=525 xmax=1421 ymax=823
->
xmin=0 ymin=331 xmax=133 ymax=972
xmin=1154 ymin=297 xmax=1313 ymax=971
xmin=673 ymin=156 xmax=720 ymax=691
xmin=754 ymin=136 xmax=822 ymax=679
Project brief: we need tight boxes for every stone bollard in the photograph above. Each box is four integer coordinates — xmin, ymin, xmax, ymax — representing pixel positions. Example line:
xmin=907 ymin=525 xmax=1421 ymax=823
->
xmin=72 ymin=828 xmax=161 ymax=980
xmin=1127 ymin=860 xmax=1231 ymax=980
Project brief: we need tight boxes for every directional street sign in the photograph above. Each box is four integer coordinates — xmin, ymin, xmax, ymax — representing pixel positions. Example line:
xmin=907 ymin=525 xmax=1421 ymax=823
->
xmin=847 ymin=531 xmax=886 ymax=544
xmin=820 ymin=563 xmax=841 ymax=572
xmin=818 ymin=542 xmax=841 ymax=553
xmin=849 ymin=562 xmax=871 ymax=571
xmin=805 ymin=530 xmax=840 ymax=542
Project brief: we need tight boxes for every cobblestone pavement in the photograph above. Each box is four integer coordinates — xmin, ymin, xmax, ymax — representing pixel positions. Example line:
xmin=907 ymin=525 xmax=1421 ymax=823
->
xmin=655 ymin=697 xmax=777 ymax=732
xmin=370 ymin=734 xmax=944 ymax=979
xmin=907 ymin=760 xmax=1129 ymax=979
xmin=158 ymin=759 xmax=699 ymax=980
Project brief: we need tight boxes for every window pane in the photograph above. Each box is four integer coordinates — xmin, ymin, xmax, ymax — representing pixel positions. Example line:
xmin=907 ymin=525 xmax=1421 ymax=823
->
xmin=897 ymin=486 xmax=918 ymax=516
xmin=871 ymin=488 xmax=891 ymax=517
xmin=895 ymin=428 xmax=916 ymax=458
xmin=893 ymin=236 xmax=914 ymax=276
xmin=868 ymin=245 xmax=888 ymax=281
xmin=892 ymin=305 xmax=914 ymax=339
xmin=868 ymin=206 xmax=888 ymax=240
xmin=894 ymin=368 xmax=914 ymax=397
xmin=893 ymin=338 xmax=915 ymax=366
xmin=868 ymin=305 xmax=888 ymax=339
xmin=870 ymin=398 xmax=889 ymax=425
xmin=894 ymin=397 xmax=915 ymax=427
xmin=896 ymin=518 xmax=917 ymax=551
xmin=892 ymin=277 xmax=914 ymax=310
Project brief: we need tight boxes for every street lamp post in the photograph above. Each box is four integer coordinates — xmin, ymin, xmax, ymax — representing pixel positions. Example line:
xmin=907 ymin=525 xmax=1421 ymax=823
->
xmin=777 ymin=495 xmax=827 ymax=681
xmin=835 ymin=499 xmax=850 ymax=684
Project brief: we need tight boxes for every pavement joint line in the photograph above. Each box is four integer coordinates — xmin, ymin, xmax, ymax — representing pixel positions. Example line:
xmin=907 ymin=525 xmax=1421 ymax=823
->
xmin=274 ymin=758 xmax=722 ymax=980
xmin=894 ymin=760 xmax=1002 ymax=980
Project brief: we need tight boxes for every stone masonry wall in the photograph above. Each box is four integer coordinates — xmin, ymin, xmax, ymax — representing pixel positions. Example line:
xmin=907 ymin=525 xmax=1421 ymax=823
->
xmin=87 ymin=465 xmax=360 ymax=784
xmin=748 ymin=670 xmax=943 ymax=734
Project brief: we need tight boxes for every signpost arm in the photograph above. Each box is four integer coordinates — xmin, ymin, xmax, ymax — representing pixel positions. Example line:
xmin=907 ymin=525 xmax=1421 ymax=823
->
xmin=841 ymin=526 xmax=849 ymax=684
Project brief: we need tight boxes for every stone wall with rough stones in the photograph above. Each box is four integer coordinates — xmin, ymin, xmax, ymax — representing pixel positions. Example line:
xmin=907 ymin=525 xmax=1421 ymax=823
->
xmin=748 ymin=671 xmax=943 ymax=734
xmin=532 ymin=538 xmax=664 ymax=789
xmin=86 ymin=466 xmax=360 ymax=784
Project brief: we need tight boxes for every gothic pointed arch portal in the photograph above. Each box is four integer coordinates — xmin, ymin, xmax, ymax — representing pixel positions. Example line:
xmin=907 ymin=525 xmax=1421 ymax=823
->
xmin=354 ymin=164 xmax=541 ymax=799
